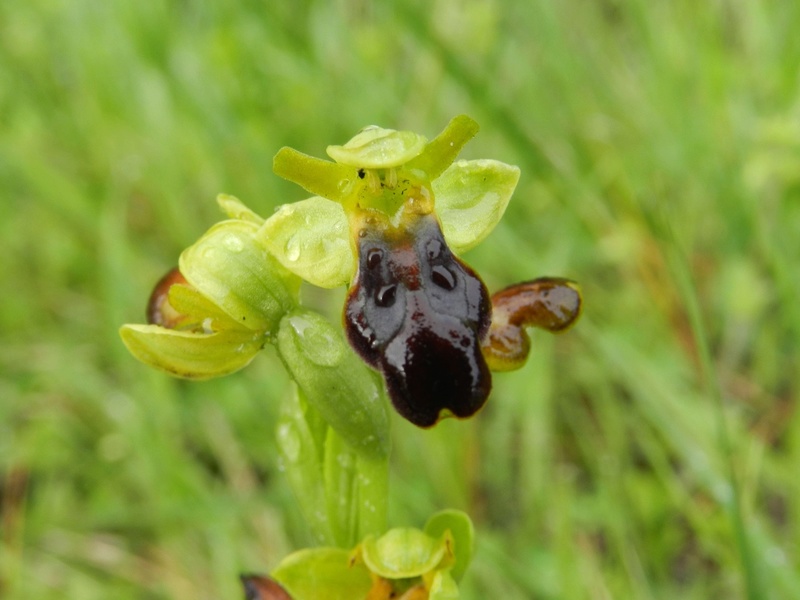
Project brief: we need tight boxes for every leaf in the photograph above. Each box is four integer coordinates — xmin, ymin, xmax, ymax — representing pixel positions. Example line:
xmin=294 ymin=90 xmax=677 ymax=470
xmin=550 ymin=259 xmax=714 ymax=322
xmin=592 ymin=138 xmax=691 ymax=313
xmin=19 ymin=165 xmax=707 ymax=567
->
xmin=327 ymin=126 xmax=427 ymax=168
xmin=259 ymin=197 xmax=354 ymax=289
xmin=433 ymin=159 xmax=520 ymax=254
xmin=179 ymin=220 xmax=300 ymax=333
xmin=271 ymin=548 xmax=372 ymax=600
xmin=119 ymin=325 xmax=263 ymax=379
xmin=424 ymin=510 xmax=474 ymax=581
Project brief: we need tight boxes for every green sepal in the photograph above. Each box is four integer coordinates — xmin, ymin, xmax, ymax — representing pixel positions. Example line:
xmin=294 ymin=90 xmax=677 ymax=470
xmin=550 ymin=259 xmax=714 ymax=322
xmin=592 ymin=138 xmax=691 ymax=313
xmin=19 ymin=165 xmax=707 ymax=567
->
xmin=406 ymin=115 xmax=480 ymax=180
xmin=259 ymin=197 xmax=353 ymax=289
xmin=119 ymin=325 xmax=264 ymax=379
xmin=434 ymin=159 xmax=520 ymax=254
xmin=327 ymin=126 xmax=427 ymax=169
xmin=216 ymin=193 xmax=264 ymax=225
xmin=424 ymin=510 xmax=474 ymax=582
xmin=179 ymin=220 xmax=300 ymax=334
xmin=359 ymin=528 xmax=451 ymax=579
xmin=271 ymin=547 xmax=372 ymax=600
xmin=273 ymin=147 xmax=359 ymax=204
xmin=276 ymin=387 xmax=333 ymax=545
xmin=428 ymin=569 xmax=460 ymax=600
xmin=276 ymin=308 xmax=390 ymax=459
xmin=166 ymin=283 xmax=240 ymax=330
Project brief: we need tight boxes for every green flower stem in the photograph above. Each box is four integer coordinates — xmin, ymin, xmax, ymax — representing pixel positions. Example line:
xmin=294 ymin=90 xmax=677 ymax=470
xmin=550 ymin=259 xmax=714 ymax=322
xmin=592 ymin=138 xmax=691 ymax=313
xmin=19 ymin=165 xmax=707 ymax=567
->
xmin=278 ymin=390 xmax=390 ymax=549
xmin=324 ymin=427 xmax=358 ymax=547
xmin=275 ymin=308 xmax=392 ymax=547
xmin=355 ymin=451 xmax=389 ymax=542
xmin=276 ymin=387 xmax=334 ymax=545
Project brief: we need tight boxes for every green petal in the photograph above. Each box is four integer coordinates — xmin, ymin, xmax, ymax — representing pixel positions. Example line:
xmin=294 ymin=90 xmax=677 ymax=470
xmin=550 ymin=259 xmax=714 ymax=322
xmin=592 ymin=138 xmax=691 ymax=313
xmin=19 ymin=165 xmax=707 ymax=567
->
xmin=424 ymin=510 xmax=474 ymax=582
xmin=428 ymin=570 xmax=460 ymax=600
xmin=276 ymin=309 xmax=390 ymax=459
xmin=119 ymin=324 xmax=263 ymax=379
xmin=216 ymin=193 xmax=264 ymax=225
xmin=273 ymin=147 xmax=359 ymax=204
xmin=271 ymin=548 xmax=372 ymax=600
xmin=433 ymin=159 xmax=520 ymax=254
xmin=360 ymin=528 xmax=449 ymax=579
xmin=406 ymin=114 xmax=480 ymax=180
xmin=259 ymin=197 xmax=354 ymax=289
xmin=179 ymin=220 xmax=300 ymax=334
xmin=326 ymin=126 xmax=427 ymax=169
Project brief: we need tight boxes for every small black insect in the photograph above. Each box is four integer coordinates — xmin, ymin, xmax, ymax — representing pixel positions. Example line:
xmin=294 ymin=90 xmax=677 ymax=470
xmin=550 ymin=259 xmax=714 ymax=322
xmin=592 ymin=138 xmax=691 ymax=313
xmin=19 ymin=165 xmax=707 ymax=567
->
xmin=344 ymin=213 xmax=492 ymax=428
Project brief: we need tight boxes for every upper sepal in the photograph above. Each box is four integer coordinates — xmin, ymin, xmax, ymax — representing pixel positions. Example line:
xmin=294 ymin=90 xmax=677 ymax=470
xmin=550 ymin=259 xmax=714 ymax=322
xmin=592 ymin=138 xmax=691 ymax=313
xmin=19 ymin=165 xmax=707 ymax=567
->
xmin=326 ymin=126 xmax=427 ymax=168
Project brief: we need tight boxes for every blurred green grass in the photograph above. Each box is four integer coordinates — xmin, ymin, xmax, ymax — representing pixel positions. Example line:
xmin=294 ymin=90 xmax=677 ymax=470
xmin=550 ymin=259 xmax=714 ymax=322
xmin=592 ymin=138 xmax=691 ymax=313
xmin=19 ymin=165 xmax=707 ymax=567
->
xmin=2 ymin=0 xmax=799 ymax=598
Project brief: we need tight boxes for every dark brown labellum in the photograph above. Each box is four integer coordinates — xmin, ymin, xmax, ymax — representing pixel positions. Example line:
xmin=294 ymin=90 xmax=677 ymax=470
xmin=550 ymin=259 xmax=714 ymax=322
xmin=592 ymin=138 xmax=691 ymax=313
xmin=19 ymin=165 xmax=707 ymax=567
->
xmin=240 ymin=574 xmax=293 ymax=600
xmin=344 ymin=213 xmax=492 ymax=428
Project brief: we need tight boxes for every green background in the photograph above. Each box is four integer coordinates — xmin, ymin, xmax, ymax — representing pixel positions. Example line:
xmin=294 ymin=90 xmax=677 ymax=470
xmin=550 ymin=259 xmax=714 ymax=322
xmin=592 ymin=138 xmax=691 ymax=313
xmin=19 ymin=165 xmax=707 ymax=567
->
xmin=2 ymin=1 xmax=799 ymax=598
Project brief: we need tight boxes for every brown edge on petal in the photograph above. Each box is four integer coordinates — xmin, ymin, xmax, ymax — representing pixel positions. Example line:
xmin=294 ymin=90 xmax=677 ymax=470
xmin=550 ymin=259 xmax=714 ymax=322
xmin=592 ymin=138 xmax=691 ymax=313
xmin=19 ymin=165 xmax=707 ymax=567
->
xmin=146 ymin=267 xmax=189 ymax=328
xmin=240 ymin=574 xmax=293 ymax=600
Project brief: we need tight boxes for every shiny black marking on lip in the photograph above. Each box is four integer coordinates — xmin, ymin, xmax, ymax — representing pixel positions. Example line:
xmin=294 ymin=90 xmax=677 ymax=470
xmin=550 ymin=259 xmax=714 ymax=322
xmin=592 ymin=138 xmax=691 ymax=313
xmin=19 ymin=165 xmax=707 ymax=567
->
xmin=344 ymin=214 xmax=491 ymax=428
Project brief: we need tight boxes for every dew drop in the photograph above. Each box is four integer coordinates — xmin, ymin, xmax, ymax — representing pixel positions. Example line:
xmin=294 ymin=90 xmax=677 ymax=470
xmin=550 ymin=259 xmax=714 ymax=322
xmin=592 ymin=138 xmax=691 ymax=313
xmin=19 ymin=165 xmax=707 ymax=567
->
xmin=222 ymin=233 xmax=244 ymax=253
xmin=285 ymin=236 xmax=301 ymax=262
xmin=277 ymin=422 xmax=300 ymax=463
xmin=288 ymin=314 xmax=343 ymax=367
xmin=202 ymin=318 xmax=213 ymax=334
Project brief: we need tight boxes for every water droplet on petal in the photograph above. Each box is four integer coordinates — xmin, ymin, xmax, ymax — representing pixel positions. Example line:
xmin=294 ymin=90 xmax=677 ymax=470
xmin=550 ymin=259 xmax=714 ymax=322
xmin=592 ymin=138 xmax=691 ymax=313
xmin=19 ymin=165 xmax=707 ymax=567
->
xmin=276 ymin=422 xmax=300 ymax=463
xmin=222 ymin=233 xmax=244 ymax=253
xmin=285 ymin=235 xmax=301 ymax=262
